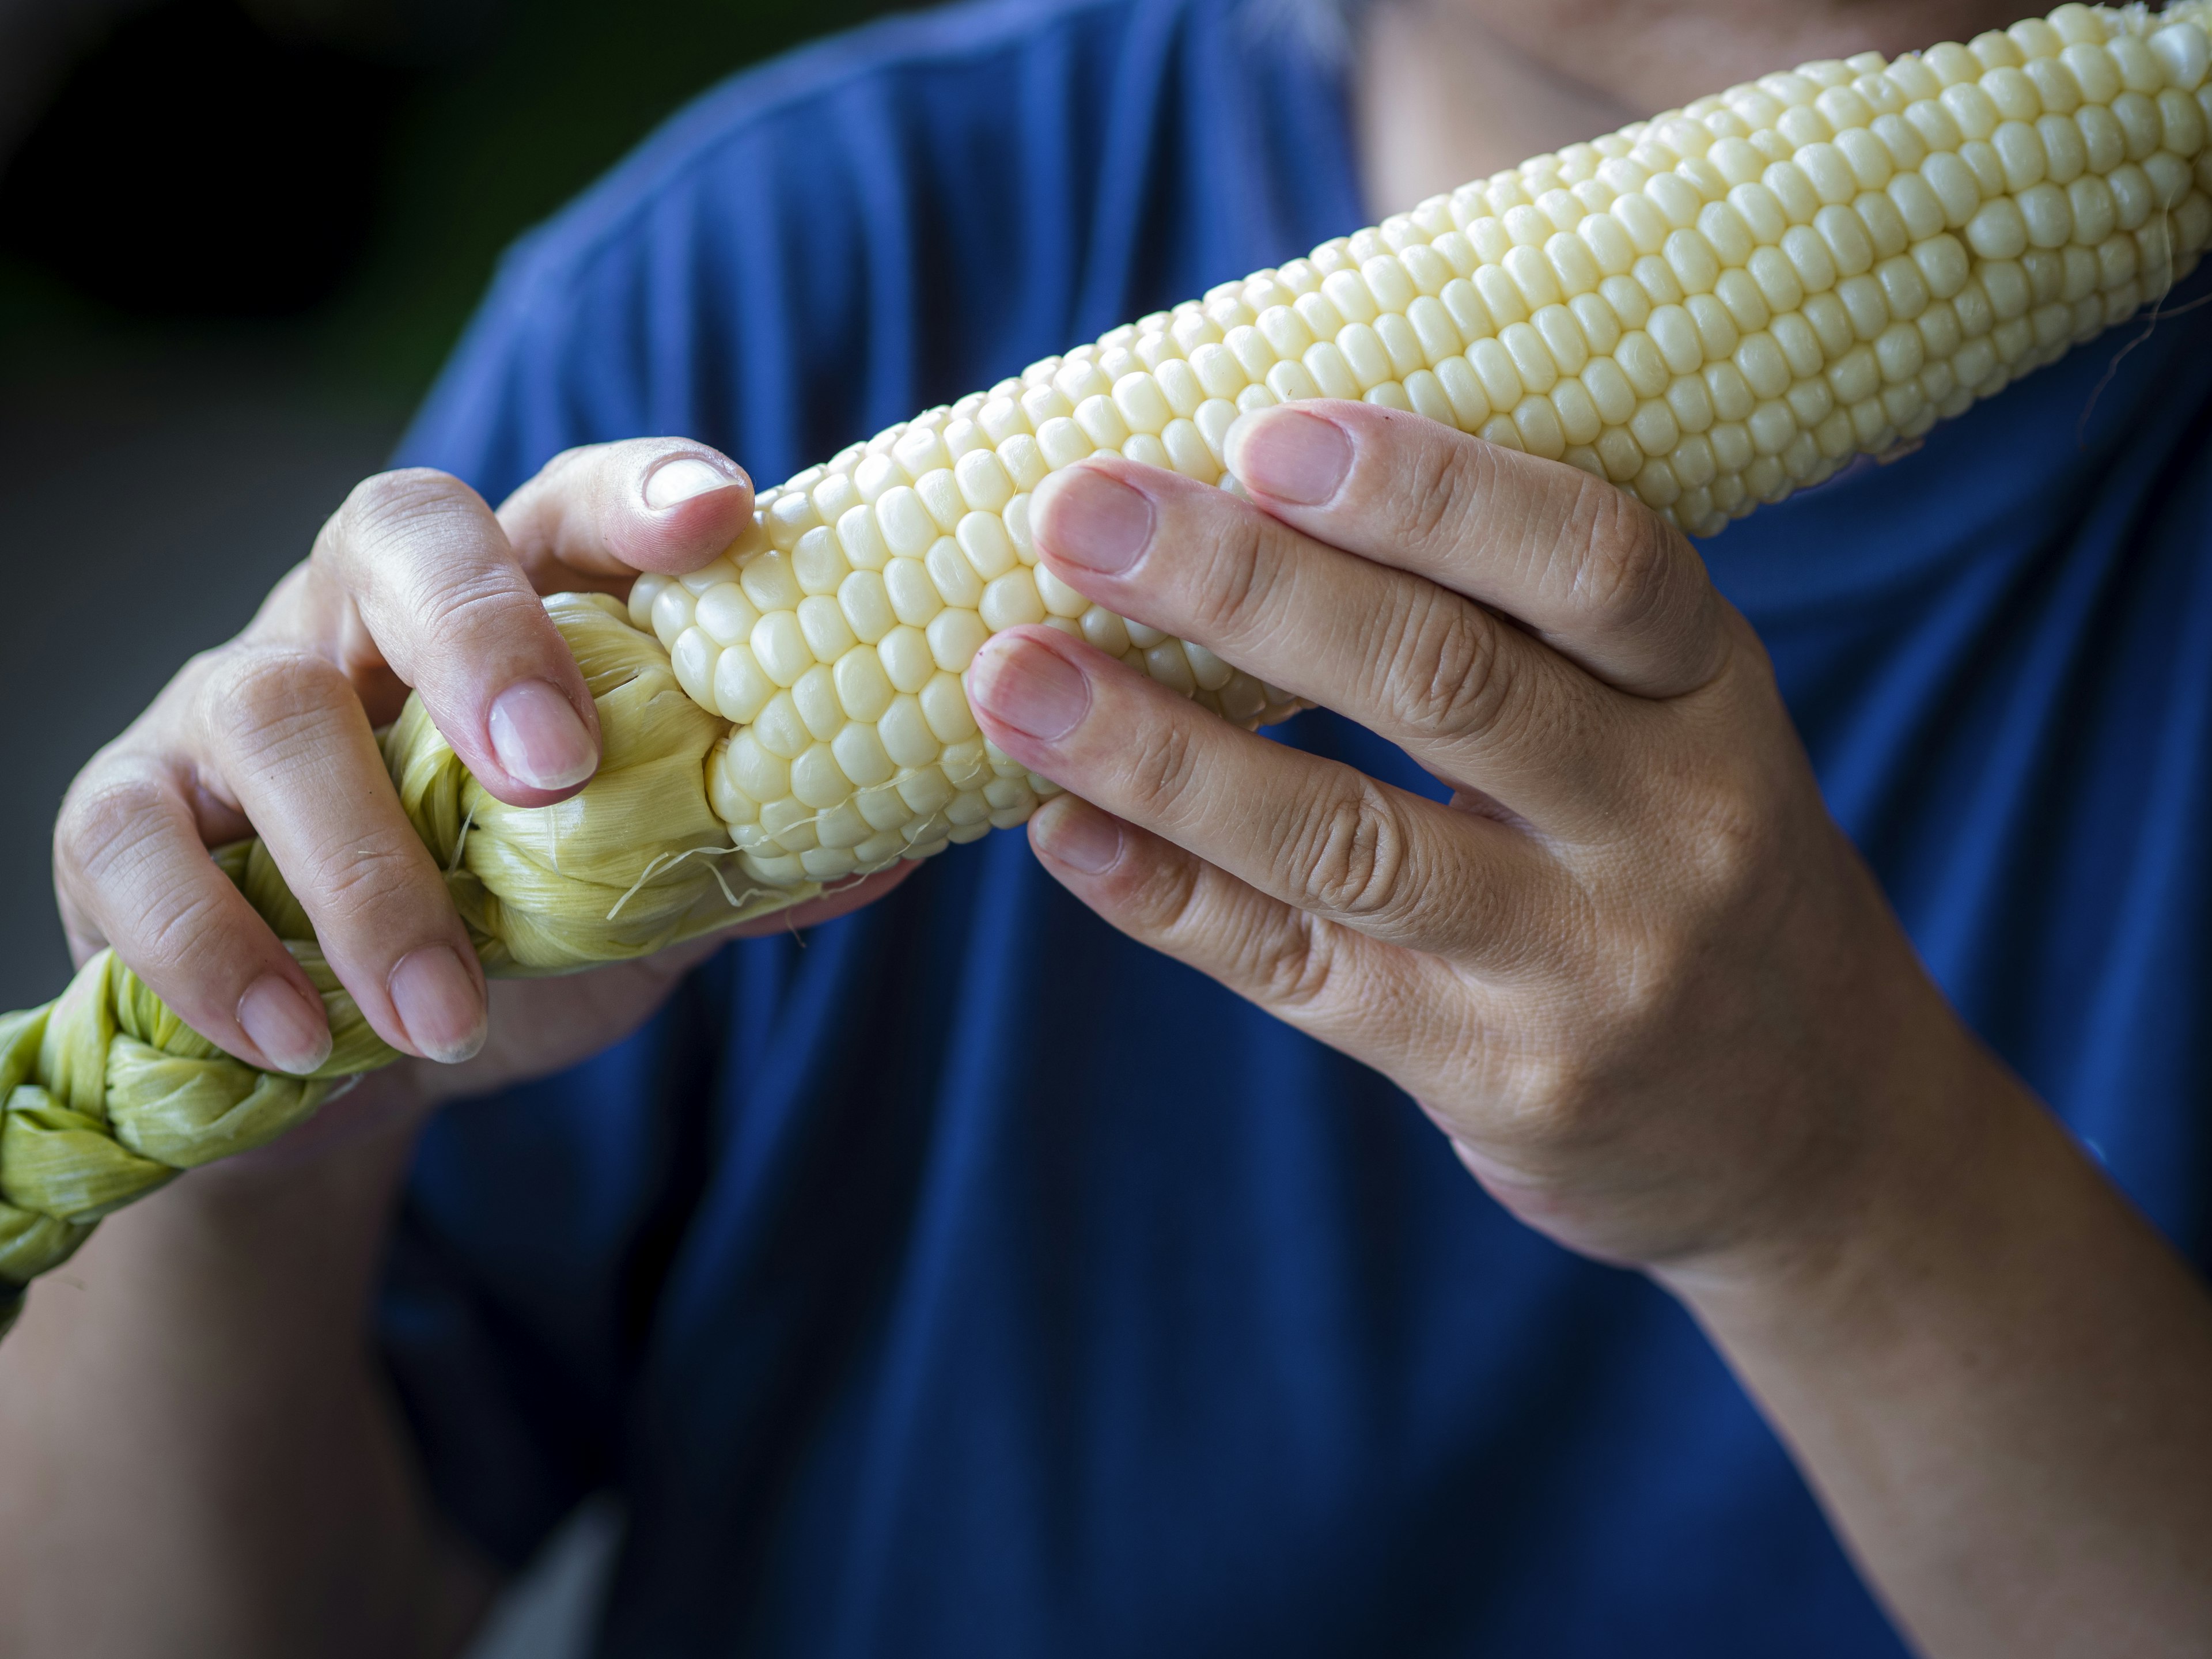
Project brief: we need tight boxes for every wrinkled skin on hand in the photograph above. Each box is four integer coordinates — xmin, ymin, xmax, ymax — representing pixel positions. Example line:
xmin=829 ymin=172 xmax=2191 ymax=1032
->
xmin=966 ymin=400 xmax=1964 ymax=1280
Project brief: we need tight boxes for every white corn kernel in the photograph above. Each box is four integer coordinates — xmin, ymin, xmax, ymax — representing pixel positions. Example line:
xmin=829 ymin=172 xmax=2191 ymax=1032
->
xmin=684 ymin=1 xmax=2212 ymax=884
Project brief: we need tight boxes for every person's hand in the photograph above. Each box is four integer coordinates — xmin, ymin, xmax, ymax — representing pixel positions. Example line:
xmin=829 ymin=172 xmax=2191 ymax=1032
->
xmin=965 ymin=402 xmax=1978 ymax=1277
xmin=52 ymin=440 xmax=907 ymax=1122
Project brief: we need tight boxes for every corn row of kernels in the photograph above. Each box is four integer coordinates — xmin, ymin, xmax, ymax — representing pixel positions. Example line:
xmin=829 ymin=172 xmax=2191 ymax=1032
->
xmin=632 ymin=2 xmax=2210 ymax=892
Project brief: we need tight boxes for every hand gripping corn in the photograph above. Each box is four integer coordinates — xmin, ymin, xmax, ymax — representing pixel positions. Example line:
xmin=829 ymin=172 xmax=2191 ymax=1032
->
xmin=0 ymin=2 xmax=2205 ymax=1333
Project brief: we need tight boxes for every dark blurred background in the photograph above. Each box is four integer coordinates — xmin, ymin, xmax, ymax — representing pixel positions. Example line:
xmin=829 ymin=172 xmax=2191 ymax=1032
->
xmin=0 ymin=1 xmax=905 ymax=1644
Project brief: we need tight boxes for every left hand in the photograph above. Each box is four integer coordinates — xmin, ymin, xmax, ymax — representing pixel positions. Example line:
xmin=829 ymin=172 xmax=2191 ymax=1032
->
xmin=965 ymin=400 xmax=1979 ymax=1278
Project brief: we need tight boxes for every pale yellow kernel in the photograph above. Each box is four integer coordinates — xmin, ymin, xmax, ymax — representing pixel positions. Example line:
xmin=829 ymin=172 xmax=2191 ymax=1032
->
xmin=724 ymin=731 xmax=788 ymax=803
xmin=849 ymin=784 xmax=906 ymax=835
xmin=1510 ymin=394 xmax=1566 ymax=458
xmin=1628 ymin=397 xmax=1682 ymax=456
xmin=1673 ymin=294 xmax=1729 ymax=362
xmin=736 ymin=551 xmax=800 ymax=615
xmin=925 ymin=608 xmax=988 ymax=675
xmin=1672 ymin=430 xmax=1718 ymax=487
xmin=1032 ymin=416 xmax=1089 ymax=471
xmin=809 ymin=801 xmax=869 ymax=851
xmin=949 ymin=514 xmax=1013 ymax=584
xmin=1833 ymin=274 xmax=1887 ymax=340
xmin=1643 ymin=304 xmax=1701 ymax=376
xmin=747 ymin=609 xmax=809 ymax=687
xmin=980 ymin=569 xmax=1047 ymax=631
xmin=944 ymin=451 xmax=1011 ymax=517
xmin=1965 ymin=195 xmax=2029 ymax=260
xmin=704 ymin=641 xmax=771 ymax=724
xmin=1435 ymin=357 xmax=1493 ymax=427
xmin=1154 ymin=359 xmax=1205 ymax=418
xmin=2162 ymin=86 xmax=2209 ymax=154
xmin=873 ymin=486 xmax=938 ymax=560
xmin=692 ymin=583 xmax=760 ymax=647
xmin=828 ymin=646 xmax=892 ymax=723
xmin=1578 ymin=357 xmax=1637 ymax=424
xmin=751 ymin=691 xmax=808 ymax=762
xmin=1498 ymin=321 xmax=1560 ymax=393
xmin=1399 ymin=370 xmax=1452 ymax=426
xmin=922 ymin=674 xmax=980 ymax=744
xmin=1290 ymin=298 xmax=1343 ymax=354
xmin=1634 ymin=253 xmax=1685 ymax=308
xmin=793 ymin=665 xmax=843 ymax=741
xmin=882 ymin=560 xmax=944 ymax=635
xmin=1703 ymin=360 xmax=1755 ymax=423
xmin=1374 ymin=313 xmax=1426 ymax=376
xmin=911 ymin=539 xmax=975 ymax=612
xmin=1079 ymin=607 xmax=1132 ymax=657
xmin=1588 ymin=426 xmax=1639 ymax=480
xmin=1548 ymin=377 xmax=1601 ymax=445
xmin=1783 ymin=372 xmax=1833 ymax=429
xmin=875 ymin=699 xmax=936 ymax=771
xmin=1666 ymin=373 xmax=1716 ymax=434
xmin=1468 ymin=337 xmax=1525 ymax=409
xmin=1433 ymin=281 xmax=1486 ymax=345
xmin=2153 ymin=21 xmax=2210 ymax=93
xmin=794 ymin=593 xmax=857 ymax=664
xmin=786 ymin=745 xmax=848 ymax=812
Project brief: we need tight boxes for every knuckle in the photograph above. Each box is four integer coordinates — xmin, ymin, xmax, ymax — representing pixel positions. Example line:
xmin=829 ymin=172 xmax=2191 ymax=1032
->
xmin=315 ymin=469 xmax=484 ymax=578
xmin=1563 ymin=476 xmax=1679 ymax=633
xmin=1380 ymin=588 xmax=1506 ymax=740
xmin=203 ymin=648 xmax=353 ymax=762
xmin=1293 ymin=783 xmax=1413 ymax=921
xmin=1396 ymin=437 xmax=1479 ymax=550
xmin=133 ymin=883 xmax=243 ymax=981
xmin=1251 ymin=912 xmax=1349 ymax=1012
xmin=1184 ymin=510 xmax=1274 ymax=646
xmin=414 ymin=564 xmax=539 ymax=654
xmin=56 ymin=767 xmax=169 ymax=885
xmin=292 ymin=823 xmax=434 ymax=930
xmin=1122 ymin=714 xmax=1203 ymax=821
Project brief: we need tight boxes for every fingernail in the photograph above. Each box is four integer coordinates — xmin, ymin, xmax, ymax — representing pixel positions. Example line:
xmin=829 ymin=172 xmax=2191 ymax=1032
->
xmin=968 ymin=636 xmax=1091 ymax=742
xmin=388 ymin=945 xmax=486 ymax=1065
xmin=1032 ymin=798 xmax=1122 ymax=874
xmin=1226 ymin=408 xmax=1352 ymax=505
xmin=488 ymin=680 xmax=597 ymax=790
xmin=237 ymin=974 xmax=332 ymax=1075
xmin=1036 ymin=467 xmax=1154 ymax=574
xmin=643 ymin=455 xmax=739 ymax=510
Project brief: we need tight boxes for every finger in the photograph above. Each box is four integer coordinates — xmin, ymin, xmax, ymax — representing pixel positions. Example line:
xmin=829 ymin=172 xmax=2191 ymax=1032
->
xmin=54 ymin=753 xmax=336 ymax=1075
xmin=194 ymin=644 xmax=487 ymax=1063
xmin=1025 ymin=794 xmax=1492 ymax=1095
xmin=313 ymin=468 xmax=601 ymax=806
xmin=1225 ymin=402 xmax=1733 ymax=699
xmin=966 ymin=628 xmax=1563 ymax=966
xmin=1028 ymin=456 xmax=1619 ymax=824
xmin=497 ymin=438 xmax=755 ymax=587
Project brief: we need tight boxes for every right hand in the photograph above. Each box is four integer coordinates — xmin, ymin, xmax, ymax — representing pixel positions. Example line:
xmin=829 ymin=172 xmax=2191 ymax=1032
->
xmin=53 ymin=439 xmax=908 ymax=1118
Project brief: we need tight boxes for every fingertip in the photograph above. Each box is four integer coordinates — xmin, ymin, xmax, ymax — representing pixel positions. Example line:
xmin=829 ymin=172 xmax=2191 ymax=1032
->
xmin=388 ymin=943 xmax=487 ymax=1065
xmin=643 ymin=455 xmax=743 ymax=511
xmin=236 ymin=971 xmax=334 ymax=1075
xmin=1029 ymin=794 xmax=1124 ymax=877
xmin=487 ymin=678 xmax=600 ymax=796
xmin=1222 ymin=403 xmax=1353 ymax=507
xmin=618 ymin=448 xmax=754 ymax=574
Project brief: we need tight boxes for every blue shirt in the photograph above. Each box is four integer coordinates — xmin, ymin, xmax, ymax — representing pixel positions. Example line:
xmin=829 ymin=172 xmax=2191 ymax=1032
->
xmin=384 ymin=0 xmax=2212 ymax=1650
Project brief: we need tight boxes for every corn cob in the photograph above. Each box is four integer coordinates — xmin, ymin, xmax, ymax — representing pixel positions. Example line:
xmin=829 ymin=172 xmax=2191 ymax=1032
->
xmin=0 ymin=4 xmax=2207 ymax=1334
xmin=634 ymin=0 xmax=2212 ymax=894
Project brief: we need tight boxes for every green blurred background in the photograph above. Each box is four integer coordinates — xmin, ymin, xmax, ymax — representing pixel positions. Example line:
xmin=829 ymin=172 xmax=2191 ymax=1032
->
xmin=0 ymin=0 xmax=902 ymax=1015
